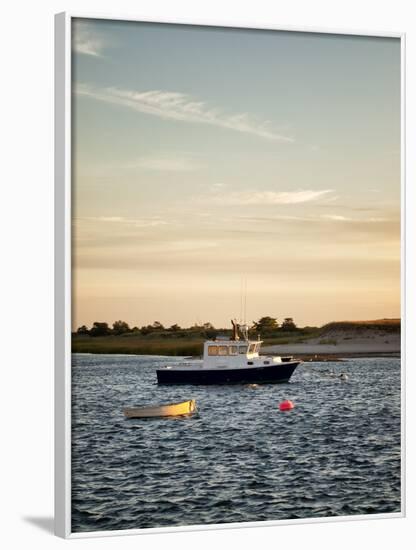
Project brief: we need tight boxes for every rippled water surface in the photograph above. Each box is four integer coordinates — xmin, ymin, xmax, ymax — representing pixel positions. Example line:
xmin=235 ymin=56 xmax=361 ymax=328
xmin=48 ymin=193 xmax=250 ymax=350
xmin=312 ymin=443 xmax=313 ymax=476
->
xmin=71 ymin=355 xmax=401 ymax=533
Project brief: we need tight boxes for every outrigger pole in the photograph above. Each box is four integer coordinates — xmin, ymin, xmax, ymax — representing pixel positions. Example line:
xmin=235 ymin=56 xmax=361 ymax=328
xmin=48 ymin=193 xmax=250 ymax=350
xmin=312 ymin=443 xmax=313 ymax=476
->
xmin=231 ymin=319 xmax=240 ymax=341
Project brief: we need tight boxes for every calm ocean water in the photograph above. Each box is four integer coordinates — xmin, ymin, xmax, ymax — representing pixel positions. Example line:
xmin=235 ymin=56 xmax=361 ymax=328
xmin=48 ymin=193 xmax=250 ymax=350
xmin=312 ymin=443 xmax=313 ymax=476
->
xmin=71 ymin=354 xmax=401 ymax=533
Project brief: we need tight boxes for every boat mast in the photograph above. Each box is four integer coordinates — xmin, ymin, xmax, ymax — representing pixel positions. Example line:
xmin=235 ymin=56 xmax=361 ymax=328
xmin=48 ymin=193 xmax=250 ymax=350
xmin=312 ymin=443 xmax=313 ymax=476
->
xmin=236 ymin=278 xmax=249 ymax=341
xmin=237 ymin=322 xmax=249 ymax=342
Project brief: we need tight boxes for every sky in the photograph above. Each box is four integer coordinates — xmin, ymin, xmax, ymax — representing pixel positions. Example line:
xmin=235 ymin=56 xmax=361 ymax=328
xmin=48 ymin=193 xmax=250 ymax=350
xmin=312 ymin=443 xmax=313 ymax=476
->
xmin=71 ymin=18 xmax=401 ymax=330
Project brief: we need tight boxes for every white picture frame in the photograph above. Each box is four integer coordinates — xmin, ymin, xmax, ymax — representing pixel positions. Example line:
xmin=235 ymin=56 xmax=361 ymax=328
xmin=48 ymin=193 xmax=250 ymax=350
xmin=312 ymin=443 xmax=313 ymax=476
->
xmin=54 ymin=12 xmax=405 ymax=539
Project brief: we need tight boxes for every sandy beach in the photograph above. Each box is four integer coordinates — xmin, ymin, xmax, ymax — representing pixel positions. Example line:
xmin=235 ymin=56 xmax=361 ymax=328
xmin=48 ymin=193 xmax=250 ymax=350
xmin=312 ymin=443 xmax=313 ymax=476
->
xmin=263 ymin=327 xmax=400 ymax=358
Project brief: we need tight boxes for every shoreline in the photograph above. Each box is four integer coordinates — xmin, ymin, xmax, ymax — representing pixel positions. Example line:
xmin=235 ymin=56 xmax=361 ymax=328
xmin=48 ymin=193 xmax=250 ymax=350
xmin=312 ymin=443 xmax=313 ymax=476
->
xmin=72 ymin=351 xmax=400 ymax=361
xmin=278 ymin=352 xmax=400 ymax=362
xmin=72 ymin=322 xmax=400 ymax=359
xmin=72 ymin=319 xmax=400 ymax=358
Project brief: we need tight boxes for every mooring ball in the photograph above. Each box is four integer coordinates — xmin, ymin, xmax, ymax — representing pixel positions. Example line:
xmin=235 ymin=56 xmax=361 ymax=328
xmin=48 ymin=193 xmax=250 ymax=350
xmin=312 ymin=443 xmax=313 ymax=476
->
xmin=279 ymin=400 xmax=294 ymax=411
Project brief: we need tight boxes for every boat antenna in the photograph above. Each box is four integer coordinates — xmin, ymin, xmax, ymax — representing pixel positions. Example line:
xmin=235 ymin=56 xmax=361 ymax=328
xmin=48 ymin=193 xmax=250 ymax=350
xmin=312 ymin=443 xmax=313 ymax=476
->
xmin=243 ymin=278 xmax=247 ymax=325
xmin=239 ymin=279 xmax=243 ymax=323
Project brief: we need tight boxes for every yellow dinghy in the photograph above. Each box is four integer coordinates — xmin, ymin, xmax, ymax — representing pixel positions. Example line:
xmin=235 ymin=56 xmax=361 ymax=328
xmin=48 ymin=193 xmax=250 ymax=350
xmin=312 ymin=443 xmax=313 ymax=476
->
xmin=123 ymin=399 xmax=196 ymax=419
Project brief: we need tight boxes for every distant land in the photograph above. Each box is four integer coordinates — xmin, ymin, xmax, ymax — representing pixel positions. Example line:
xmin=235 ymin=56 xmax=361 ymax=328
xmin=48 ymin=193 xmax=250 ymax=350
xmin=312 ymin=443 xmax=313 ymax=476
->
xmin=71 ymin=318 xmax=400 ymax=359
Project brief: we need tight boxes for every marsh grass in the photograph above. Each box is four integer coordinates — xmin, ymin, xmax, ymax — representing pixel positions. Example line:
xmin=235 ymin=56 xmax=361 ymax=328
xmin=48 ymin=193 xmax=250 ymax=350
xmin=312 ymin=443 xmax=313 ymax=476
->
xmin=72 ymin=335 xmax=204 ymax=356
xmin=72 ymin=319 xmax=400 ymax=355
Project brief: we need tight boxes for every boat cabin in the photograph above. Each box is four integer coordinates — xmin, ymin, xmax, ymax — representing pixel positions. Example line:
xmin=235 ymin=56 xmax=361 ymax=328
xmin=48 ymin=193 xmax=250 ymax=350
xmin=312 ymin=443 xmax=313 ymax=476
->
xmin=203 ymin=338 xmax=263 ymax=368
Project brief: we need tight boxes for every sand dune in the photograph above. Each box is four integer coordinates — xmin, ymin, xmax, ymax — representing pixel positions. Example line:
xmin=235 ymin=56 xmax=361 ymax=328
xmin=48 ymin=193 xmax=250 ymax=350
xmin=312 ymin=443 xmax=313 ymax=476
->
xmin=263 ymin=325 xmax=400 ymax=357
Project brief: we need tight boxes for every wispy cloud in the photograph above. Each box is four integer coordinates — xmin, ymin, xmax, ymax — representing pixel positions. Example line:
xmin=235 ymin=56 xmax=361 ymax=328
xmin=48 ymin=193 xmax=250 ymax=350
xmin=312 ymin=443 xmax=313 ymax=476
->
xmin=240 ymin=214 xmax=316 ymax=223
xmin=127 ymin=155 xmax=202 ymax=173
xmin=321 ymin=214 xmax=392 ymax=223
xmin=242 ymin=213 xmax=395 ymax=226
xmin=73 ymin=24 xmax=104 ymax=57
xmin=321 ymin=214 xmax=351 ymax=221
xmin=76 ymin=84 xmax=294 ymax=142
xmin=94 ymin=216 xmax=124 ymax=222
xmin=213 ymin=189 xmax=333 ymax=206
xmin=80 ymin=216 xmax=168 ymax=228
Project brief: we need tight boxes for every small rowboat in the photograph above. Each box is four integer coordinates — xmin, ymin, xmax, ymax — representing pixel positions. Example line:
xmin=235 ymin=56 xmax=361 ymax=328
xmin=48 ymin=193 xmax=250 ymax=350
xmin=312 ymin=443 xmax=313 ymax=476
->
xmin=123 ymin=399 xmax=196 ymax=418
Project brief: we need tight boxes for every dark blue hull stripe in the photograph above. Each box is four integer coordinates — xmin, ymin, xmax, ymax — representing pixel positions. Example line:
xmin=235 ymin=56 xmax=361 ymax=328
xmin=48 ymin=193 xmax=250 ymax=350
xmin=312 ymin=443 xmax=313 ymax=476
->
xmin=156 ymin=361 xmax=300 ymax=385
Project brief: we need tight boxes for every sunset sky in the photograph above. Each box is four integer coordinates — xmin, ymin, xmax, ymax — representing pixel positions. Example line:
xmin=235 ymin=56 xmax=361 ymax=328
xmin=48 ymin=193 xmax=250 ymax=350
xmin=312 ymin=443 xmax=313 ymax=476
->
xmin=71 ymin=18 xmax=401 ymax=330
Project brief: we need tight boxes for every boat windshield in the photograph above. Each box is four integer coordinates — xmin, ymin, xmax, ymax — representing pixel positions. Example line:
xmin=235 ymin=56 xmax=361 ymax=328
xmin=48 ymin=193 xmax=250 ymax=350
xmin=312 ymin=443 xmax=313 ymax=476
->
xmin=239 ymin=345 xmax=248 ymax=354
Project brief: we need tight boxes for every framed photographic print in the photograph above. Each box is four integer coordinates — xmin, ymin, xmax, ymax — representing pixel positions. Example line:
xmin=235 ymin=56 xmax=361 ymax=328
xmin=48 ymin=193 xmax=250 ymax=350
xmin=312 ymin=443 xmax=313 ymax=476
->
xmin=55 ymin=12 xmax=404 ymax=538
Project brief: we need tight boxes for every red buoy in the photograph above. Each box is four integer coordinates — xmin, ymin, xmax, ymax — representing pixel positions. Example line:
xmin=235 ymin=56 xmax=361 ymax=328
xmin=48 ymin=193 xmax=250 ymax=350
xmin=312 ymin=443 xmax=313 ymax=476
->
xmin=279 ymin=400 xmax=294 ymax=411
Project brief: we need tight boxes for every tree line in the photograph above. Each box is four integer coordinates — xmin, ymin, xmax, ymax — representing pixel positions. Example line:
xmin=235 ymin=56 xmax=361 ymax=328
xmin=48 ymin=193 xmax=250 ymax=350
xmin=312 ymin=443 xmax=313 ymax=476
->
xmin=74 ymin=316 xmax=300 ymax=338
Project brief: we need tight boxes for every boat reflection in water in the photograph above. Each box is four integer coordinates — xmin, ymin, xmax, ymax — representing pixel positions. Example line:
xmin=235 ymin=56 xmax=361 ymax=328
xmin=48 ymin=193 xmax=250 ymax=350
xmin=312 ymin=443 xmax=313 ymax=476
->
xmin=157 ymin=320 xmax=301 ymax=385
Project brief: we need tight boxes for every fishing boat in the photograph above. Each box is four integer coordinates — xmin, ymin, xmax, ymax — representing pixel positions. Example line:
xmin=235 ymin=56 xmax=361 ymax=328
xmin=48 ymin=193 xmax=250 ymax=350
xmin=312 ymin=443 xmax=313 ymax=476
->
xmin=124 ymin=399 xmax=196 ymax=418
xmin=157 ymin=320 xmax=301 ymax=385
